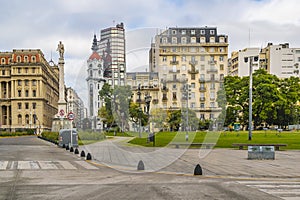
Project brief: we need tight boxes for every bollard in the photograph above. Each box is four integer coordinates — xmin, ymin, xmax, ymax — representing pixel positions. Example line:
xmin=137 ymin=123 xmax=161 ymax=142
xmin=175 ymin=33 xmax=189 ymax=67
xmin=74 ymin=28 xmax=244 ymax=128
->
xmin=74 ymin=148 xmax=79 ymax=154
xmin=137 ymin=160 xmax=145 ymax=170
xmin=62 ymin=144 xmax=65 ymax=148
xmin=70 ymin=147 xmax=74 ymax=152
xmin=80 ymin=150 xmax=85 ymax=157
xmin=194 ymin=164 xmax=203 ymax=175
xmin=66 ymin=145 xmax=69 ymax=150
xmin=86 ymin=153 xmax=92 ymax=160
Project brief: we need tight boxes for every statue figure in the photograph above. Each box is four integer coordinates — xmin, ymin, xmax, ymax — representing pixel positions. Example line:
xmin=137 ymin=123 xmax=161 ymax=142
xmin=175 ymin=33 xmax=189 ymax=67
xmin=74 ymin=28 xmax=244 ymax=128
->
xmin=56 ymin=41 xmax=64 ymax=59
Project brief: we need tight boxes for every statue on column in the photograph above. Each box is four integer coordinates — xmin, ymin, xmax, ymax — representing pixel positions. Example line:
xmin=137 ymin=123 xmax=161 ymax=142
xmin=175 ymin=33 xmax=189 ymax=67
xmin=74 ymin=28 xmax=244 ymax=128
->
xmin=56 ymin=41 xmax=64 ymax=59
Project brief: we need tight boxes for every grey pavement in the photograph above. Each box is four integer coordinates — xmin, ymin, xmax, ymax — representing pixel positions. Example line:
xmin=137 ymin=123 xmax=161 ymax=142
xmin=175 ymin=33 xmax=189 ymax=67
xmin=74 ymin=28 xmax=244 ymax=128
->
xmin=79 ymin=136 xmax=300 ymax=178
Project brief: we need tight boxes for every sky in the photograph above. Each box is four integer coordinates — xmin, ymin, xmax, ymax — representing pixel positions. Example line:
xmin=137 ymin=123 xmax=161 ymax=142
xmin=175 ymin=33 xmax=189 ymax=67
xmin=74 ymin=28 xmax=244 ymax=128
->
xmin=0 ymin=0 xmax=299 ymax=106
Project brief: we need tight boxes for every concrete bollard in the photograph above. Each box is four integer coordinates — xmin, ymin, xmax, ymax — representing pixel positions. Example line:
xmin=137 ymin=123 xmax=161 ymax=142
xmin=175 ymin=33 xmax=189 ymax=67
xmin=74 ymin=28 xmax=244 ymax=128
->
xmin=194 ymin=164 xmax=203 ymax=175
xmin=80 ymin=150 xmax=85 ymax=157
xmin=70 ymin=147 xmax=74 ymax=152
xmin=137 ymin=160 xmax=145 ymax=170
xmin=74 ymin=148 xmax=79 ymax=154
xmin=86 ymin=153 xmax=92 ymax=160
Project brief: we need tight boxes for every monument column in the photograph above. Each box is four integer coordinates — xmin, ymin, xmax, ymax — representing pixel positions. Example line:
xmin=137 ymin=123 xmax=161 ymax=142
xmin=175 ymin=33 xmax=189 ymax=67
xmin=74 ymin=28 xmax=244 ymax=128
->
xmin=57 ymin=41 xmax=67 ymax=117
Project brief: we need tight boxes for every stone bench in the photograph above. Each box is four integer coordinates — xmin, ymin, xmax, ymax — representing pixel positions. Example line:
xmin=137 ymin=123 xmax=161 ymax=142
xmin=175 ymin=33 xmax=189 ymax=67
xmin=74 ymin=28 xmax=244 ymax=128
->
xmin=232 ymin=143 xmax=287 ymax=151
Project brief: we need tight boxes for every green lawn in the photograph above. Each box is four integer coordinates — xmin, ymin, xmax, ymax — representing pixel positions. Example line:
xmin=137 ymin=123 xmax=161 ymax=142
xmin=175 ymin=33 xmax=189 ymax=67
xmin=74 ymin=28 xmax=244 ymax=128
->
xmin=128 ymin=130 xmax=300 ymax=150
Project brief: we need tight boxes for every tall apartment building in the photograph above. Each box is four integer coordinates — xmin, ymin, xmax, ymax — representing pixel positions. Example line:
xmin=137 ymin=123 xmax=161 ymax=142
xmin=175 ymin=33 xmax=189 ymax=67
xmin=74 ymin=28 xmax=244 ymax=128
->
xmin=228 ymin=48 xmax=260 ymax=77
xmin=149 ymin=27 xmax=228 ymax=120
xmin=98 ymin=22 xmax=126 ymax=87
xmin=0 ymin=49 xmax=59 ymax=132
xmin=228 ymin=43 xmax=300 ymax=78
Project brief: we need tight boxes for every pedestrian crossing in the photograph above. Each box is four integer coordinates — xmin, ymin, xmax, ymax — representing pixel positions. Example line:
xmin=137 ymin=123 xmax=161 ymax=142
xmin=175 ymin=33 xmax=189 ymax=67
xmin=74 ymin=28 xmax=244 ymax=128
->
xmin=0 ymin=160 xmax=99 ymax=170
xmin=237 ymin=180 xmax=300 ymax=200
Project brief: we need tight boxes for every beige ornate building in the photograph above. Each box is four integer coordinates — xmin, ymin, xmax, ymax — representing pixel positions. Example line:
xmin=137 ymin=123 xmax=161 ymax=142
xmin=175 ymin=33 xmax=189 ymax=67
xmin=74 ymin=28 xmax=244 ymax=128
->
xmin=0 ymin=49 xmax=59 ymax=132
xmin=149 ymin=27 xmax=228 ymax=120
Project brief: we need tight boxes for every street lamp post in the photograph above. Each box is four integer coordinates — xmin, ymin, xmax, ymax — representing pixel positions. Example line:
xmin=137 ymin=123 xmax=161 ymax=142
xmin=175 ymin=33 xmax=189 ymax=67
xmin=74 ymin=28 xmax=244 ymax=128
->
xmin=244 ymin=56 xmax=258 ymax=140
xmin=137 ymin=84 xmax=142 ymax=138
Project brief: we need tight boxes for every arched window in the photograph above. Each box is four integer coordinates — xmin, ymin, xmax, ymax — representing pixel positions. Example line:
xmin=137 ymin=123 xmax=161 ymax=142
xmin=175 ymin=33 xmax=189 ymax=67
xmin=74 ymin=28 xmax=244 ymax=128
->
xmin=25 ymin=114 xmax=29 ymax=124
xmin=24 ymin=56 xmax=28 ymax=62
xmin=1 ymin=58 xmax=5 ymax=64
xmin=31 ymin=56 xmax=36 ymax=63
xmin=33 ymin=114 xmax=37 ymax=124
xmin=18 ymin=114 xmax=22 ymax=124
xmin=17 ymin=56 xmax=21 ymax=63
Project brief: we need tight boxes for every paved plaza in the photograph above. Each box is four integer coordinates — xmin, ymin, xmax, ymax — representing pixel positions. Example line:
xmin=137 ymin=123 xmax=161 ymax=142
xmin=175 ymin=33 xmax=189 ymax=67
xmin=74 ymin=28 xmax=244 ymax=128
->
xmin=79 ymin=137 xmax=300 ymax=178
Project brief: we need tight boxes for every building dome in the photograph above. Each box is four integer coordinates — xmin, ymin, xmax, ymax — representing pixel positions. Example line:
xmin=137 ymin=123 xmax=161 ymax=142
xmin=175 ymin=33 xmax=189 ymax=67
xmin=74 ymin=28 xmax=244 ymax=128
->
xmin=89 ymin=52 xmax=101 ymax=60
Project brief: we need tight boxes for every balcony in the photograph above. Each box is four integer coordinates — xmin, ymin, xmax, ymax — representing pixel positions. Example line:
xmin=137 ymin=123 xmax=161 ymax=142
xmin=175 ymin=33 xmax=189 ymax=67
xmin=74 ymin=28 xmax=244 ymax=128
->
xmin=188 ymin=69 xmax=199 ymax=74
xmin=200 ymin=97 xmax=206 ymax=101
xmin=169 ymin=69 xmax=180 ymax=73
xmin=152 ymin=99 xmax=159 ymax=104
xmin=170 ymin=60 xmax=179 ymax=65
xmin=207 ymin=67 xmax=218 ymax=73
xmin=208 ymin=60 xmax=217 ymax=65
xmin=199 ymin=87 xmax=206 ymax=92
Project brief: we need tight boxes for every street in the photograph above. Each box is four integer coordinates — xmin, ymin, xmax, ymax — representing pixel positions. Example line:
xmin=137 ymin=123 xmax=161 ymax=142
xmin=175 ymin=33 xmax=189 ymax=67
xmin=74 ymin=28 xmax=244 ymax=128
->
xmin=0 ymin=136 xmax=299 ymax=200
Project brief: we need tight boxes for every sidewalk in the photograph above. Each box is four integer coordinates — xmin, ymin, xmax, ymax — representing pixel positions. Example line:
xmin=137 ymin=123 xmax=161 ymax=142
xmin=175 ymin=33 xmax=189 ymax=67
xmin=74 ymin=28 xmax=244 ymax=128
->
xmin=78 ymin=137 xmax=300 ymax=178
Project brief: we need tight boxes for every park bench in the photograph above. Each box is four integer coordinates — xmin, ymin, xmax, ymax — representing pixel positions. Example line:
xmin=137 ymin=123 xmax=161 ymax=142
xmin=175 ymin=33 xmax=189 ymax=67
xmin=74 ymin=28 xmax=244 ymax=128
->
xmin=170 ymin=142 xmax=215 ymax=149
xmin=232 ymin=143 xmax=287 ymax=151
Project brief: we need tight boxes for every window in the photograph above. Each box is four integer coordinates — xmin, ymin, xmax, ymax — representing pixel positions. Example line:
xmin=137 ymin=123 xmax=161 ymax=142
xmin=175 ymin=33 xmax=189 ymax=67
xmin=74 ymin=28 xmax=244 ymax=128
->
xmin=209 ymin=47 xmax=215 ymax=52
xmin=18 ymin=103 xmax=21 ymax=109
xmin=181 ymin=30 xmax=186 ymax=35
xmin=200 ymin=74 xmax=205 ymax=80
xmin=172 ymin=84 xmax=177 ymax=90
xmin=31 ymin=56 xmax=36 ymax=62
xmin=210 ymin=74 xmax=215 ymax=81
xmin=201 ymin=65 xmax=205 ymax=70
xmin=210 ymin=102 xmax=215 ymax=108
xmin=33 ymin=90 xmax=36 ymax=97
xmin=191 ymin=56 xmax=196 ymax=62
xmin=2 ymin=70 xmax=5 ymax=75
xmin=191 ymin=83 xmax=195 ymax=88
xmin=172 ymin=92 xmax=177 ymax=100
xmin=32 ymin=103 xmax=36 ymax=109
xmin=200 ymin=37 xmax=205 ymax=43
xmin=191 ymin=37 xmax=196 ymax=43
xmin=210 ymin=37 xmax=215 ymax=43
xmin=200 ymin=30 xmax=205 ymax=34
xmin=162 ymin=48 xmax=166 ymax=53
xmin=220 ymin=74 xmax=224 ymax=80
xmin=210 ymin=30 xmax=215 ymax=35
xmin=32 ymin=80 xmax=36 ymax=86
xmin=181 ymin=37 xmax=187 ymax=44
xmin=18 ymin=80 xmax=22 ymax=86
xmin=191 ymin=30 xmax=195 ymax=35
xmin=191 ymin=102 xmax=195 ymax=108
xmin=172 ymin=56 xmax=177 ymax=62
xmin=219 ymin=47 xmax=224 ymax=52
xmin=162 ymin=37 xmax=167 ymax=43
xmin=219 ymin=56 xmax=224 ymax=62
xmin=219 ymin=37 xmax=225 ymax=43
xmin=200 ymin=56 xmax=205 ymax=61
xmin=24 ymin=56 xmax=28 ymax=62
xmin=162 ymin=56 xmax=167 ymax=62
xmin=172 ymin=30 xmax=177 ymax=35
xmin=25 ymin=103 xmax=29 ymax=109
xmin=18 ymin=68 xmax=21 ymax=73
xmin=210 ymin=83 xmax=215 ymax=89
xmin=18 ymin=115 xmax=22 ymax=125
xmin=17 ymin=56 xmax=21 ymax=62
xmin=172 ymin=47 xmax=176 ymax=52
xmin=182 ymin=65 xmax=186 ymax=71
xmin=25 ymin=90 xmax=29 ymax=97
xmin=200 ymin=103 xmax=205 ymax=108
xmin=33 ymin=114 xmax=37 ymax=124
xmin=172 ymin=37 xmax=177 ymax=44
xmin=190 ymin=47 xmax=196 ymax=53
xmin=210 ymin=92 xmax=215 ymax=100
xmin=200 ymin=114 xmax=205 ymax=120
xmin=220 ymin=64 xmax=224 ymax=71
xmin=32 ymin=68 xmax=35 ymax=73
xmin=25 ymin=80 xmax=29 ymax=86
xmin=25 ymin=114 xmax=29 ymax=124
xmin=172 ymin=65 xmax=177 ymax=72
xmin=18 ymin=90 xmax=21 ymax=97
xmin=1 ymin=58 xmax=5 ymax=64
xmin=209 ymin=113 xmax=214 ymax=119
xmin=191 ymin=74 xmax=195 ymax=80
xmin=182 ymin=56 xmax=186 ymax=62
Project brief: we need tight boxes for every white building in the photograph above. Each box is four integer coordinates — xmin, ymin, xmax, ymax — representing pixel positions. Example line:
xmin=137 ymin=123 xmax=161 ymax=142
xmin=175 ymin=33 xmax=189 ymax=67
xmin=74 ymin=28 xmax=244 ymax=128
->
xmin=86 ymin=35 xmax=106 ymax=130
